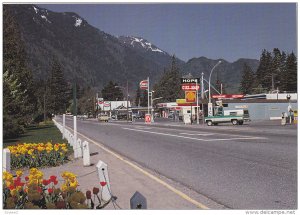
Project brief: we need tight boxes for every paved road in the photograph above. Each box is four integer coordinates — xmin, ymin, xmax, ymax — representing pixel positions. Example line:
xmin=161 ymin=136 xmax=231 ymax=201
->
xmin=57 ymin=116 xmax=297 ymax=209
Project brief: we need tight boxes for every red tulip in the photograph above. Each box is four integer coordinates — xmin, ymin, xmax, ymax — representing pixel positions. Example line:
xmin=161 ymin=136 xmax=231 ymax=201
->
xmin=92 ymin=187 xmax=99 ymax=195
xmin=50 ymin=175 xmax=57 ymax=182
xmin=86 ymin=190 xmax=91 ymax=199
xmin=25 ymin=176 xmax=29 ymax=181
xmin=37 ymin=187 xmax=42 ymax=193
xmin=48 ymin=188 xmax=53 ymax=194
xmin=42 ymin=179 xmax=49 ymax=186
xmin=100 ymin=181 xmax=107 ymax=187
xmin=8 ymin=185 xmax=15 ymax=190
xmin=54 ymin=180 xmax=58 ymax=185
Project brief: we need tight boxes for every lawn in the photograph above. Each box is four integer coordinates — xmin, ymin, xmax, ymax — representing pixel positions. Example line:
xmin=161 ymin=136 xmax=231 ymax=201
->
xmin=3 ymin=121 xmax=67 ymax=148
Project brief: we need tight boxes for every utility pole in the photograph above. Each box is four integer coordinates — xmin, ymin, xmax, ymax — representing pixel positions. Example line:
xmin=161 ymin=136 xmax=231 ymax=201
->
xmin=126 ymin=80 xmax=129 ymax=123
xmin=201 ymin=72 xmax=205 ymax=125
xmin=147 ymin=77 xmax=150 ymax=115
xmin=73 ymin=82 xmax=77 ymax=116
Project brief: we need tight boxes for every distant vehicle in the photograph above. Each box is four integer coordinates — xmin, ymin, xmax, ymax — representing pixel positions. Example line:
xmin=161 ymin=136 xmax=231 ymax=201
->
xmin=98 ymin=114 xmax=109 ymax=122
xmin=205 ymin=106 xmax=250 ymax=126
xmin=78 ymin=114 xmax=88 ymax=120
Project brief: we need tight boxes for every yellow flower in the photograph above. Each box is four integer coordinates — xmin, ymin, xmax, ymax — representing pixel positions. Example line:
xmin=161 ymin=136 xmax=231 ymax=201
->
xmin=61 ymin=184 xmax=68 ymax=192
xmin=28 ymin=149 xmax=34 ymax=155
xmin=3 ymin=171 xmax=13 ymax=181
xmin=16 ymin=170 xmax=23 ymax=177
xmin=6 ymin=181 xmax=13 ymax=188
xmin=54 ymin=144 xmax=59 ymax=151
xmin=37 ymin=146 xmax=44 ymax=152
xmin=69 ymin=180 xmax=78 ymax=188
xmin=10 ymin=189 xmax=18 ymax=196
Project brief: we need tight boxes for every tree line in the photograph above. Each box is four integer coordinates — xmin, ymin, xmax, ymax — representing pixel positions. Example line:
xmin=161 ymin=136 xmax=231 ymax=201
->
xmin=240 ymin=48 xmax=297 ymax=94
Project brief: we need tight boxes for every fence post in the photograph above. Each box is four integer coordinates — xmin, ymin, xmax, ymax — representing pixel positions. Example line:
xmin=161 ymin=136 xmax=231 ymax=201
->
xmin=83 ymin=141 xmax=90 ymax=166
xmin=3 ymin=148 xmax=11 ymax=173
xmin=96 ymin=160 xmax=112 ymax=202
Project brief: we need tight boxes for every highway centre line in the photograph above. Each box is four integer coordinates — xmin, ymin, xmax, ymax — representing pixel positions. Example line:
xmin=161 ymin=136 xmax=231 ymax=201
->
xmin=122 ymin=127 xmax=267 ymax=142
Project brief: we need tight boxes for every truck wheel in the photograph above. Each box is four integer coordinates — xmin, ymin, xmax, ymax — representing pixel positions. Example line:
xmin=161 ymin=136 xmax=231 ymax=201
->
xmin=238 ymin=121 xmax=244 ymax=125
xmin=207 ymin=121 xmax=213 ymax=126
xmin=232 ymin=119 xmax=238 ymax=125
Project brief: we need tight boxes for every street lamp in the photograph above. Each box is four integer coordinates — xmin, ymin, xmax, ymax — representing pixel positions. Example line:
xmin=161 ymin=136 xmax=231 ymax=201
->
xmin=208 ymin=61 xmax=222 ymax=116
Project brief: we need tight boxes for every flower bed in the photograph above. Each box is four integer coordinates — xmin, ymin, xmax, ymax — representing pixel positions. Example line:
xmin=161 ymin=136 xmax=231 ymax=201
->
xmin=3 ymin=168 xmax=110 ymax=209
xmin=7 ymin=142 xmax=72 ymax=169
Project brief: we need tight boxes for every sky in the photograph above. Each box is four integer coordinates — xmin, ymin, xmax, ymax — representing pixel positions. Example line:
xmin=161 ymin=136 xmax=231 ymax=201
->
xmin=38 ymin=3 xmax=296 ymax=62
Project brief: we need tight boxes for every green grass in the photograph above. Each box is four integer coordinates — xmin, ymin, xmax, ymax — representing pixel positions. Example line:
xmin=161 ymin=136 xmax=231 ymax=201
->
xmin=3 ymin=121 xmax=67 ymax=148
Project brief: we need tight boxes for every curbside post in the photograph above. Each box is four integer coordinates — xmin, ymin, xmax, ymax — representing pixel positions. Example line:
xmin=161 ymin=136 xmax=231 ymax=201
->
xmin=82 ymin=141 xmax=90 ymax=166
xmin=3 ymin=148 xmax=11 ymax=173
xmin=96 ymin=160 xmax=112 ymax=202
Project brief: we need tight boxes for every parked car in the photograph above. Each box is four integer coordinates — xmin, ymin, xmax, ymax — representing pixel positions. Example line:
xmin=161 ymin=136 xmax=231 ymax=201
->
xmin=98 ymin=114 xmax=109 ymax=122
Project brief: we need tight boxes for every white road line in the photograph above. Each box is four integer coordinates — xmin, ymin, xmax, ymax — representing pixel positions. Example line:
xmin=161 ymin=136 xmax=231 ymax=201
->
xmin=180 ymin=132 xmax=214 ymax=136
xmin=123 ymin=127 xmax=267 ymax=142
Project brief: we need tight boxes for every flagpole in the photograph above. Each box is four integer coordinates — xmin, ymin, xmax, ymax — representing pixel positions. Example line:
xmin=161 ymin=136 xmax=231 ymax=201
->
xmin=147 ymin=77 xmax=150 ymax=114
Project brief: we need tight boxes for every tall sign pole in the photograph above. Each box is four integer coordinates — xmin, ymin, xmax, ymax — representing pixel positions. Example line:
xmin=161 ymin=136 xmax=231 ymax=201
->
xmin=196 ymin=79 xmax=199 ymax=124
xmin=147 ymin=77 xmax=150 ymax=114
xmin=201 ymin=72 xmax=205 ymax=125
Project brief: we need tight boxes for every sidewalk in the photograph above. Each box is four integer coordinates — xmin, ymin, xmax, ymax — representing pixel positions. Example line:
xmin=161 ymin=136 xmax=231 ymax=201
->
xmin=18 ymin=121 xmax=221 ymax=210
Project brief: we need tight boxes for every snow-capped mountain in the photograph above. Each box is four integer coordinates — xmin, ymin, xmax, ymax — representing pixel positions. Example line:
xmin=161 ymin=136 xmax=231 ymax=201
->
xmin=5 ymin=4 xmax=182 ymax=90
xmin=5 ymin=4 xmax=259 ymax=93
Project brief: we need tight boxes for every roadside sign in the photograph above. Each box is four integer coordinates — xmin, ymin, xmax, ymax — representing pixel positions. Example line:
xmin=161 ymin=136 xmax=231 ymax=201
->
xmin=185 ymin=91 xmax=196 ymax=103
xmin=140 ymin=80 xmax=148 ymax=90
xmin=176 ymin=99 xmax=186 ymax=104
xmin=212 ymin=94 xmax=244 ymax=99
xmin=181 ymin=84 xmax=200 ymax=91
xmin=181 ymin=78 xmax=200 ymax=84
xmin=145 ymin=114 xmax=151 ymax=124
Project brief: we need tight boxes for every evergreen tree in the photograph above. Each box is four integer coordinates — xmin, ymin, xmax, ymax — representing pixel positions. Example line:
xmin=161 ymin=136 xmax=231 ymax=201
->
xmin=153 ymin=55 xmax=183 ymax=102
xmin=101 ymin=81 xmax=124 ymax=101
xmin=240 ymin=63 xmax=255 ymax=94
xmin=270 ymin=48 xmax=282 ymax=91
xmin=77 ymin=87 xmax=95 ymax=115
xmin=285 ymin=52 xmax=297 ymax=92
xmin=140 ymin=90 xmax=148 ymax=107
xmin=255 ymin=49 xmax=272 ymax=91
xmin=135 ymin=85 xmax=141 ymax=106
xmin=3 ymin=6 xmax=37 ymax=138
xmin=47 ymin=59 xmax=69 ymax=114
xmin=278 ymin=51 xmax=288 ymax=91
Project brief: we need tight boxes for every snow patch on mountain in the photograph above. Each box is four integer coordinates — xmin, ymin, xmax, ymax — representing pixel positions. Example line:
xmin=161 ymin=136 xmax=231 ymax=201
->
xmin=33 ymin=6 xmax=39 ymax=14
xmin=73 ymin=16 xmax=82 ymax=27
xmin=128 ymin=36 xmax=165 ymax=53
xmin=40 ymin=15 xmax=51 ymax=23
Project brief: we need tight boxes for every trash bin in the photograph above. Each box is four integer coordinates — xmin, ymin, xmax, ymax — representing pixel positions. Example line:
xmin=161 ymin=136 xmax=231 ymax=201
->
xmin=294 ymin=110 xmax=298 ymax=124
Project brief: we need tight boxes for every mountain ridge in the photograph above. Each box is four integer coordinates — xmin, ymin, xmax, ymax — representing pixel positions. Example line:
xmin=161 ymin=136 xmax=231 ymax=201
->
xmin=6 ymin=4 xmax=259 ymax=94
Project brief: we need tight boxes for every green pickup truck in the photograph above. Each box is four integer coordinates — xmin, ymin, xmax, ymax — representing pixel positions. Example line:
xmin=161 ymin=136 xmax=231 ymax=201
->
xmin=205 ymin=107 xmax=250 ymax=126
